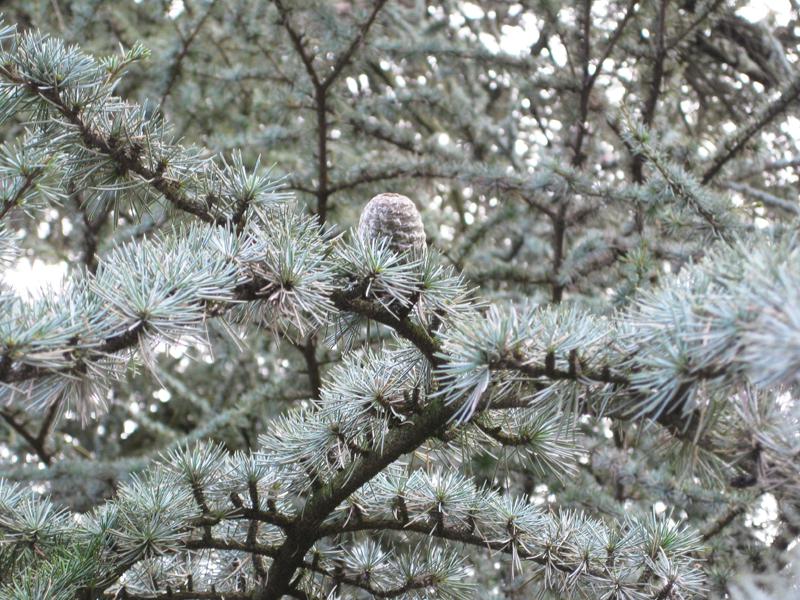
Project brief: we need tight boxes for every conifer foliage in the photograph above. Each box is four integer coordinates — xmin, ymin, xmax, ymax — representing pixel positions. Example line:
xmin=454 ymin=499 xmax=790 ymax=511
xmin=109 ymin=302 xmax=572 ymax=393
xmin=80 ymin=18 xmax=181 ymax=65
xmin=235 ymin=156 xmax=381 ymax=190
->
xmin=0 ymin=1 xmax=799 ymax=599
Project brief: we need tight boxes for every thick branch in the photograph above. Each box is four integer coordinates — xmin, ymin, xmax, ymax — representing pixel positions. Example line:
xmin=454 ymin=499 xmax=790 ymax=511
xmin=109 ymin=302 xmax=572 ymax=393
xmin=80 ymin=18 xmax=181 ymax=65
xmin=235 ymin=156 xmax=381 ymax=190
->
xmin=330 ymin=290 xmax=441 ymax=364
xmin=254 ymin=396 xmax=457 ymax=599
xmin=293 ymin=335 xmax=322 ymax=399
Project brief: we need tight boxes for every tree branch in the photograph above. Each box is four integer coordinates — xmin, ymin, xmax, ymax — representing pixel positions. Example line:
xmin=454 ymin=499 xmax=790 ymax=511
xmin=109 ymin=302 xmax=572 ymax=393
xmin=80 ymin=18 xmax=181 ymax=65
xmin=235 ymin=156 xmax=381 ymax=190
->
xmin=0 ymin=408 xmax=52 ymax=465
xmin=254 ymin=396 xmax=457 ymax=599
xmin=320 ymin=0 xmax=389 ymax=92
xmin=318 ymin=515 xmax=607 ymax=578
xmin=273 ymin=0 xmax=387 ymax=223
xmin=273 ymin=0 xmax=322 ymax=88
xmin=160 ymin=0 xmax=218 ymax=107
xmin=701 ymin=502 xmax=747 ymax=542
xmin=0 ymin=66 xmax=221 ymax=224
xmin=293 ymin=334 xmax=322 ymax=399
xmin=702 ymin=76 xmax=800 ymax=184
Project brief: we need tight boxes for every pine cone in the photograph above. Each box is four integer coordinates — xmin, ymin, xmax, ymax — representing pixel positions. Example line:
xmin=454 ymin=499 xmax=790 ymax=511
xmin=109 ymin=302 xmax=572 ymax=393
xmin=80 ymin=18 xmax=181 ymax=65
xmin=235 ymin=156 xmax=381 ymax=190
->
xmin=358 ymin=192 xmax=426 ymax=253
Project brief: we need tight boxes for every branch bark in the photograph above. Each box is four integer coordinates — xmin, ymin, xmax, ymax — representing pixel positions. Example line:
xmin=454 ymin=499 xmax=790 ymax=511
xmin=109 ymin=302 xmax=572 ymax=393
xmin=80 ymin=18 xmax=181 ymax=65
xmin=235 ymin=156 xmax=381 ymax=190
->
xmin=273 ymin=0 xmax=388 ymax=223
